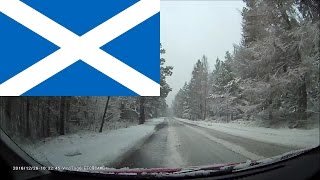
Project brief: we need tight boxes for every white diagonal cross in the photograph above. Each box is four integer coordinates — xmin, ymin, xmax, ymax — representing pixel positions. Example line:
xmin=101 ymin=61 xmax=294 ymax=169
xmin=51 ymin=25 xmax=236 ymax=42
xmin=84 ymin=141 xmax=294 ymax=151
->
xmin=0 ymin=0 xmax=160 ymax=96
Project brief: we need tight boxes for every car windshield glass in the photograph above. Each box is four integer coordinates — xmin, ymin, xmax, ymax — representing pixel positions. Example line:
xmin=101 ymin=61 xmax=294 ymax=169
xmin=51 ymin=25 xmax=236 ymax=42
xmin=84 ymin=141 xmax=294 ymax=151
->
xmin=0 ymin=0 xmax=319 ymax=174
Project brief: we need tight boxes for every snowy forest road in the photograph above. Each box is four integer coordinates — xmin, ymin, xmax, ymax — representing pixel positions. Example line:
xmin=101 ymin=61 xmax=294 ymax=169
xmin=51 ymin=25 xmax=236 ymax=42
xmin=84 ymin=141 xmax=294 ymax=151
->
xmin=116 ymin=118 xmax=298 ymax=168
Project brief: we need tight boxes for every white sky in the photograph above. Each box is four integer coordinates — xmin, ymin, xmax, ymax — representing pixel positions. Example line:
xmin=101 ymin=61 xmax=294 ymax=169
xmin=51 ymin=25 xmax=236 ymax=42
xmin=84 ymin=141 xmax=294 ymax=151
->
xmin=160 ymin=0 xmax=245 ymax=106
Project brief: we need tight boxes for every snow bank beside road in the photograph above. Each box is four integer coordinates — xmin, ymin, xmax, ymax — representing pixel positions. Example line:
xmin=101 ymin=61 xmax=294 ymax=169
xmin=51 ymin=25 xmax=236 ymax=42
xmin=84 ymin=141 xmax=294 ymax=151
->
xmin=176 ymin=118 xmax=319 ymax=148
xmin=21 ymin=118 xmax=165 ymax=167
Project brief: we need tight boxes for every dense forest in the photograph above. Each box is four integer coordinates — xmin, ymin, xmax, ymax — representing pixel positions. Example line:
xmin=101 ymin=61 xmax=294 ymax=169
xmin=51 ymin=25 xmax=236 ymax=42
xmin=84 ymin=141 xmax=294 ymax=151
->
xmin=0 ymin=45 xmax=173 ymax=140
xmin=173 ymin=0 xmax=319 ymax=128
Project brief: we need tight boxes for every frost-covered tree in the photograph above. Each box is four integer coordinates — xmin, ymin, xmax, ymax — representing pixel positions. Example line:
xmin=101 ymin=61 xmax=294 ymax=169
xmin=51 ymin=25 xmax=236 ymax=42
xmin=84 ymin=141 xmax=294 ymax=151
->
xmin=188 ymin=58 xmax=209 ymax=120
xmin=172 ymin=56 xmax=209 ymax=120
xmin=173 ymin=0 xmax=319 ymax=128
xmin=232 ymin=0 xmax=319 ymax=127
xmin=173 ymin=82 xmax=191 ymax=118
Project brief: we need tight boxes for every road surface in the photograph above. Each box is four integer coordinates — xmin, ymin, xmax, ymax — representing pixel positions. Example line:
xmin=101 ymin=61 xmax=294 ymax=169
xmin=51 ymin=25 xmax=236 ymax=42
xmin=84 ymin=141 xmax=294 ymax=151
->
xmin=116 ymin=118 xmax=298 ymax=168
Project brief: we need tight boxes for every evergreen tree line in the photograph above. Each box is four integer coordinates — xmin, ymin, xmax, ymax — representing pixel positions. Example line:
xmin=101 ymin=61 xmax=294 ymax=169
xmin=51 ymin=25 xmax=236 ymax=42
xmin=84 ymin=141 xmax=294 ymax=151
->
xmin=172 ymin=0 xmax=319 ymax=128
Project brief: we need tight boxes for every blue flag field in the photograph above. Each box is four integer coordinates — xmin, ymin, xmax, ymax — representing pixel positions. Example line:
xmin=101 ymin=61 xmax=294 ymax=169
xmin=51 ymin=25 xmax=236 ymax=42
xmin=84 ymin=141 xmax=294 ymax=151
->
xmin=0 ymin=0 xmax=160 ymax=96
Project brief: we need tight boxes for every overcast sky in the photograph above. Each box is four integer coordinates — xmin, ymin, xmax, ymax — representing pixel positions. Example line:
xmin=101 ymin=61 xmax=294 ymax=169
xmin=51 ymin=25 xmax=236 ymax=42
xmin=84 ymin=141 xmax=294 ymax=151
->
xmin=160 ymin=0 xmax=245 ymax=106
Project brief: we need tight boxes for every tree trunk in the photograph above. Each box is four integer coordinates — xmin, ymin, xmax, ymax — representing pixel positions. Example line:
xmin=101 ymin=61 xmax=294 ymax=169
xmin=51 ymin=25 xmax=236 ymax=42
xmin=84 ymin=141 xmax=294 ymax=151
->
xmin=139 ymin=97 xmax=146 ymax=124
xmin=46 ymin=98 xmax=51 ymax=137
xmin=65 ymin=97 xmax=71 ymax=133
xmin=65 ymin=96 xmax=71 ymax=122
xmin=59 ymin=97 xmax=66 ymax=135
xmin=199 ymin=100 xmax=203 ymax=120
xmin=99 ymin=96 xmax=110 ymax=133
xmin=296 ymin=43 xmax=307 ymax=121
xmin=25 ymin=97 xmax=31 ymax=137
xmin=204 ymin=95 xmax=207 ymax=120
xmin=35 ymin=99 xmax=40 ymax=138
xmin=42 ymin=107 xmax=46 ymax=138
xmin=268 ymin=98 xmax=273 ymax=121
xmin=297 ymin=75 xmax=307 ymax=120
xmin=0 ymin=97 xmax=3 ymax=129
xmin=0 ymin=97 xmax=7 ymax=131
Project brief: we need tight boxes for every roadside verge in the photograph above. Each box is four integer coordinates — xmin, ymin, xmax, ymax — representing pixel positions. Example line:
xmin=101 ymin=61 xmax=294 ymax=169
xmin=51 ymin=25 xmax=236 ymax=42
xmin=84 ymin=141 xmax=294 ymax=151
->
xmin=175 ymin=118 xmax=319 ymax=148
xmin=20 ymin=118 xmax=166 ymax=167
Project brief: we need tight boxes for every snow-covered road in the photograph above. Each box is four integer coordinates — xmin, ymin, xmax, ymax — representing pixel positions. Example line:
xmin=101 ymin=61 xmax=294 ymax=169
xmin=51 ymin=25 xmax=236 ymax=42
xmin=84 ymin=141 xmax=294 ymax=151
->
xmin=117 ymin=118 xmax=311 ymax=168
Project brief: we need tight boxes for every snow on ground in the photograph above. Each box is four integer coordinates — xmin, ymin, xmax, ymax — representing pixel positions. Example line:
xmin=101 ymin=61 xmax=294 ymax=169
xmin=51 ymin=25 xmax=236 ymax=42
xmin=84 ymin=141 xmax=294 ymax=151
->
xmin=20 ymin=118 xmax=165 ymax=167
xmin=176 ymin=118 xmax=319 ymax=148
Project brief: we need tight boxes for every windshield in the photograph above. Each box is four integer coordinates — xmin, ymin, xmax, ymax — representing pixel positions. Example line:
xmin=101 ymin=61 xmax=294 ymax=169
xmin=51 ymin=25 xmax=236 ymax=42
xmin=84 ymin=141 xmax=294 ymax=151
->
xmin=0 ymin=0 xmax=319 ymax=175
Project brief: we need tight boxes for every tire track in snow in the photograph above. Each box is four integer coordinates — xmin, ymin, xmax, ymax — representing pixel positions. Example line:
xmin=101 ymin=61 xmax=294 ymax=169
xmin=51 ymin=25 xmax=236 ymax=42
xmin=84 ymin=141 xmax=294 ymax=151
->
xmin=164 ymin=119 xmax=187 ymax=167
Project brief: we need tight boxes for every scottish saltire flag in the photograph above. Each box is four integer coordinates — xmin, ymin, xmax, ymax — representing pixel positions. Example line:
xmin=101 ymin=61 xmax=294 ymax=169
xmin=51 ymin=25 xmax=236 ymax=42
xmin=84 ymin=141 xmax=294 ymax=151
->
xmin=0 ymin=0 xmax=160 ymax=96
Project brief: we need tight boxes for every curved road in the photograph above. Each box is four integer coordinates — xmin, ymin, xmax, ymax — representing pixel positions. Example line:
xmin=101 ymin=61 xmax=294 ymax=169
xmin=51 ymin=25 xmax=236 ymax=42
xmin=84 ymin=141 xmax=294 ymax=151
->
xmin=116 ymin=118 xmax=298 ymax=168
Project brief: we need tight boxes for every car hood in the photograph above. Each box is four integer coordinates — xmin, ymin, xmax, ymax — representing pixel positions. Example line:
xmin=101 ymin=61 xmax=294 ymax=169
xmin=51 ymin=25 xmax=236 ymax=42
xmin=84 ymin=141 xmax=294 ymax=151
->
xmin=63 ymin=146 xmax=316 ymax=177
